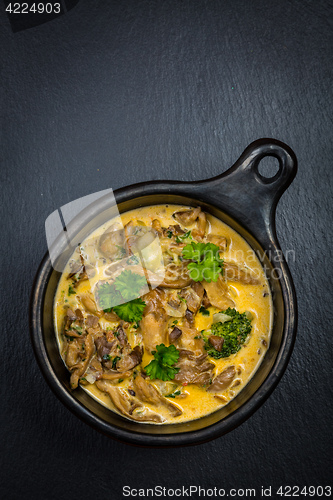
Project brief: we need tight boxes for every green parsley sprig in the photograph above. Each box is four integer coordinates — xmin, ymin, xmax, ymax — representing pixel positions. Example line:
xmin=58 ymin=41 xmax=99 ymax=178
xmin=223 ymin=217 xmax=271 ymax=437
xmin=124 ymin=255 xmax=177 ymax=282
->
xmin=96 ymin=270 xmax=147 ymax=323
xmin=144 ymin=344 xmax=180 ymax=381
xmin=175 ymin=230 xmax=192 ymax=244
xmin=114 ymin=269 xmax=147 ymax=301
xmin=199 ymin=306 xmax=210 ymax=316
xmin=165 ymin=390 xmax=181 ymax=398
xmin=182 ymin=242 xmax=224 ymax=282
xmin=113 ymin=298 xmax=146 ymax=323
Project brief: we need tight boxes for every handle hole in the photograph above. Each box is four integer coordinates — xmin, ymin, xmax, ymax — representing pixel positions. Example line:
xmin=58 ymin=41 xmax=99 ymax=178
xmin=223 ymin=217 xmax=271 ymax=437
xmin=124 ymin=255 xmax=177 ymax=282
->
xmin=257 ymin=156 xmax=280 ymax=179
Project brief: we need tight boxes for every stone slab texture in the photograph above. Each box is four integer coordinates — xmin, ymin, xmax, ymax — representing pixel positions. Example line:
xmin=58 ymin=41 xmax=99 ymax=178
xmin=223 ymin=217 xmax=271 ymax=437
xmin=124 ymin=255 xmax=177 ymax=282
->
xmin=0 ymin=1 xmax=332 ymax=498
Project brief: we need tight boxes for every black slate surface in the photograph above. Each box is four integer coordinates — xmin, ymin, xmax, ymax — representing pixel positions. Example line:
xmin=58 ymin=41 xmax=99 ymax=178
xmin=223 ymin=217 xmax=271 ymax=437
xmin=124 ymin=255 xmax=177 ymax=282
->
xmin=0 ymin=1 xmax=332 ymax=498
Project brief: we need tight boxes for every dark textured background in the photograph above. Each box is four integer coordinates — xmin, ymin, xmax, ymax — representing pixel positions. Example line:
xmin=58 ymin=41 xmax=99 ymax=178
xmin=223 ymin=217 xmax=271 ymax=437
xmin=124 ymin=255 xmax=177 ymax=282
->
xmin=1 ymin=1 xmax=332 ymax=498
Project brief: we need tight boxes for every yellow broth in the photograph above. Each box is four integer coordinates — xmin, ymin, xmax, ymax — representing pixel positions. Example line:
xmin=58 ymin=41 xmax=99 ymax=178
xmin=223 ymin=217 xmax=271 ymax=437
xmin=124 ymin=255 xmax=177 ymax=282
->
xmin=54 ymin=204 xmax=273 ymax=424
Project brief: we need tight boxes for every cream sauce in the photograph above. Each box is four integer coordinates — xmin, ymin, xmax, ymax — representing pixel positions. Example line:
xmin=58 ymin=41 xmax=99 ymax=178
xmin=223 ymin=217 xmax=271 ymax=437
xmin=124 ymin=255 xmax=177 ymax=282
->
xmin=54 ymin=204 xmax=273 ymax=424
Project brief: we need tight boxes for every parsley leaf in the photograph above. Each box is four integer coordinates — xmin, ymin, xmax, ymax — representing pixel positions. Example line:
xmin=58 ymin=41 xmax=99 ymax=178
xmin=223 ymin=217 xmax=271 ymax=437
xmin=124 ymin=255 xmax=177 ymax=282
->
xmin=165 ymin=390 xmax=181 ymax=398
xmin=182 ymin=242 xmax=224 ymax=282
xmin=175 ymin=230 xmax=192 ymax=243
xmin=177 ymin=294 xmax=186 ymax=303
xmin=112 ymin=356 xmax=121 ymax=369
xmin=96 ymin=273 xmax=147 ymax=323
xmin=113 ymin=298 xmax=146 ymax=323
xmin=114 ymin=269 xmax=147 ymax=301
xmin=199 ymin=306 xmax=210 ymax=316
xmin=144 ymin=344 xmax=180 ymax=381
xmin=97 ymin=282 xmax=121 ymax=311
xmin=126 ymin=255 xmax=140 ymax=265
xmin=115 ymin=245 xmax=127 ymax=258
xmin=71 ymin=324 xmax=82 ymax=335
xmin=97 ymin=269 xmax=146 ymax=307
xmin=68 ymin=284 xmax=76 ymax=296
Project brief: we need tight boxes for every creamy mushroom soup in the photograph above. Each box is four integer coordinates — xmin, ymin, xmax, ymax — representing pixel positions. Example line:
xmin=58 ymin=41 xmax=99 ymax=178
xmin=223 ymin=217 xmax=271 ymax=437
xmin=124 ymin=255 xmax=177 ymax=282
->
xmin=54 ymin=205 xmax=273 ymax=424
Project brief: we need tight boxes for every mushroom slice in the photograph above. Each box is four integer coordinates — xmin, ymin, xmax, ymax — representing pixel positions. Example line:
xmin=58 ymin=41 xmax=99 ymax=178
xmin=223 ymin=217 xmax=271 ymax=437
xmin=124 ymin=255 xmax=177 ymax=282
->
xmin=173 ymin=326 xmax=205 ymax=355
xmin=163 ymin=224 xmax=185 ymax=237
xmin=202 ymin=274 xmax=235 ymax=309
xmin=140 ymin=289 xmax=169 ymax=352
xmin=173 ymin=207 xmax=207 ymax=239
xmin=67 ymin=254 xmax=96 ymax=286
xmin=99 ymin=224 xmax=126 ymax=260
xmin=64 ymin=308 xmax=84 ymax=337
xmin=191 ymin=211 xmax=207 ymax=239
xmin=174 ymin=350 xmax=214 ymax=386
xmin=207 ymin=366 xmax=236 ymax=393
xmin=208 ymin=335 xmax=224 ymax=352
xmin=86 ymin=315 xmax=99 ymax=328
xmin=152 ymin=219 xmax=162 ymax=235
xmin=214 ymin=395 xmax=228 ymax=403
xmin=101 ymin=370 xmax=132 ymax=381
xmin=79 ymin=292 xmax=103 ymax=317
xmin=184 ymin=309 xmax=194 ymax=327
xmin=223 ymin=262 xmax=260 ymax=285
xmin=160 ymin=262 xmax=192 ymax=288
xmin=206 ymin=234 xmax=227 ymax=251
xmin=202 ymin=292 xmax=211 ymax=308
xmin=103 ymin=311 xmax=120 ymax=322
xmin=95 ymin=335 xmax=117 ymax=362
xmin=65 ymin=339 xmax=83 ymax=367
xmin=95 ymin=380 xmax=164 ymax=423
xmin=133 ymin=374 xmax=182 ymax=417
xmin=69 ymin=333 xmax=95 ymax=389
xmin=173 ymin=207 xmax=201 ymax=225
xmin=179 ymin=282 xmax=204 ymax=314
xmin=164 ymin=293 xmax=187 ymax=317
xmin=83 ymin=357 xmax=103 ymax=384
xmin=169 ymin=326 xmax=182 ymax=343
xmin=117 ymin=345 xmax=143 ymax=372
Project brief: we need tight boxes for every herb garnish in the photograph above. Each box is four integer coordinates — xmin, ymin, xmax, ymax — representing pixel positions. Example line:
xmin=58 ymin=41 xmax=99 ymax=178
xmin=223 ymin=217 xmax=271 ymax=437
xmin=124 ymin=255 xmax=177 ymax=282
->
xmin=112 ymin=356 xmax=121 ymax=369
xmin=177 ymin=294 xmax=186 ymax=303
xmin=70 ymin=324 xmax=82 ymax=335
xmin=96 ymin=270 xmax=147 ymax=323
xmin=144 ymin=344 xmax=180 ymax=381
xmin=175 ymin=230 xmax=192 ymax=243
xmin=68 ymin=284 xmax=76 ymax=296
xmin=182 ymin=242 xmax=224 ymax=282
xmin=113 ymin=299 xmax=146 ymax=323
xmin=115 ymin=245 xmax=127 ymax=258
xmin=127 ymin=255 xmax=140 ymax=265
xmin=199 ymin=306 xmax=210 ymax=316
xmin=165 ymin=390 xmax=181 ymax=398
xmin=114 ymin=269 xmax=146 ymax=301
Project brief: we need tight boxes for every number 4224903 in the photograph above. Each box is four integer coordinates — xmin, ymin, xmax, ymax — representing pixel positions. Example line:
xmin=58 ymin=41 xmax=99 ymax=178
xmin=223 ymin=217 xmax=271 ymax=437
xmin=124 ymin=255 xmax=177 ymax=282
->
xmin=5 ymin=3 xmax=61 ymax=14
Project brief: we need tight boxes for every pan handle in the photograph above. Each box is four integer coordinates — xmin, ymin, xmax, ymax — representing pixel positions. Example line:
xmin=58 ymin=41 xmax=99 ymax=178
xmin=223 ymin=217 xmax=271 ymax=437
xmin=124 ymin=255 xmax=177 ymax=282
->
xmin=229 ymin=138 xmax=297 ymax=199
xmin=200 ymin=138 xmax=297 ymax=246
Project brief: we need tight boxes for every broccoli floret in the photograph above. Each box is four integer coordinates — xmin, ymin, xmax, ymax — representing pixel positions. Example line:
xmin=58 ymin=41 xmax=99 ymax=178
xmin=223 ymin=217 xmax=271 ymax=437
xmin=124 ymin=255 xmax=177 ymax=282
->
xmin=204 ymin=308 xmax=252 ymax=359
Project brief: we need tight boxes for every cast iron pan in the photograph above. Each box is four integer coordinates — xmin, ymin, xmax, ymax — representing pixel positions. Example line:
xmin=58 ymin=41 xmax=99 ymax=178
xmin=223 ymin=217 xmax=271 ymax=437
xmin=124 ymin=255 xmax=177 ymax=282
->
xmin=30 ymin=138 xmax=297 ymax=446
